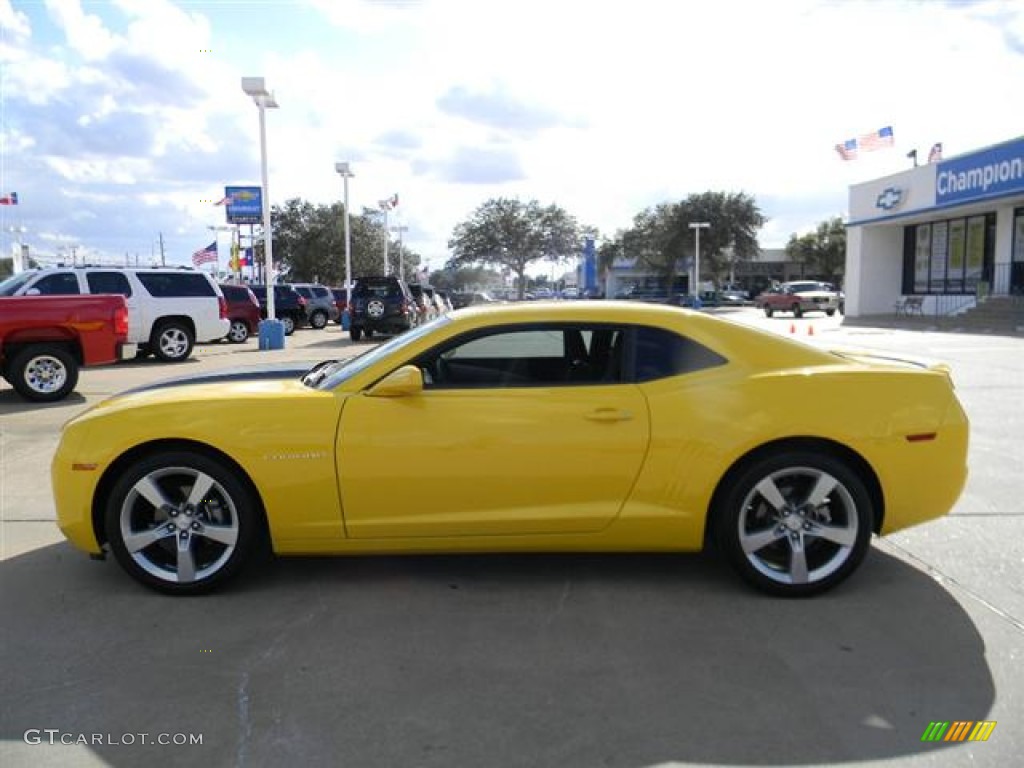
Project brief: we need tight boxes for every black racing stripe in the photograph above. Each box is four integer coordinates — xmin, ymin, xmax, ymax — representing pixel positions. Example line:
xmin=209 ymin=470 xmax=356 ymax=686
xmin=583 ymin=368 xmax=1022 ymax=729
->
xmin=120 ymin=363 xmax=315 ymax=397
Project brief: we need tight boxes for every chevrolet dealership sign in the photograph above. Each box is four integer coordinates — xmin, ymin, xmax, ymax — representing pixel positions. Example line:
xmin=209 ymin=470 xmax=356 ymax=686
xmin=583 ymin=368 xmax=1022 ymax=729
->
xmin=936 ymin=137 xmax=1024 ymax=205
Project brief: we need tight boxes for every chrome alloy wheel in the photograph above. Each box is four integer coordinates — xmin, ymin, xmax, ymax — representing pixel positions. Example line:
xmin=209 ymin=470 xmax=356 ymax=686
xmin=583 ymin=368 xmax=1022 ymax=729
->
xmin=157 ymin=327 xmax=191 ymax=359
xmin=23 ymin=353 xmax=69 ymax=395
xmin=737 ymin=466 xmax=859 ymax=586
xmin=118 ymin=466 xmax=240 ymax=585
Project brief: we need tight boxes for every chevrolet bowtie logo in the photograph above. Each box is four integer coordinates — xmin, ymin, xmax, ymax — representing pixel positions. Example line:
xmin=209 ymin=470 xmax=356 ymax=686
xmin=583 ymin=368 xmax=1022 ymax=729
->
xmin=876 ymin=187 xmax=903 ymax=210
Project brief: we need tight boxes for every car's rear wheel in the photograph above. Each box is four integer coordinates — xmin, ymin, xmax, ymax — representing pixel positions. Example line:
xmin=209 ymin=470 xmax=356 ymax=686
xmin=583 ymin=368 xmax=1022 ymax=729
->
xmin=280 ymin=315 xmax=296 ymax=335
xmin=792 ymin=304 xmax=803 ymax=318
xmin=826 ymin=309 xmax=836 ymax=317
xmin=151 ymin=321 xmax=194 ymax=362
xmin=227 ymin=319 xmax=249 ymax=343
xmin=714 ymin=450 xmax=873 ymax=597
xmin=350 ymin=326 xmax=363 ymax=341
xmin=309 ymin=310 xmax=328 ymax=329
xmin=763 ymin=306 xmax=773 ymax=318
xmin=364 ymin=328 xmax=374 ymax=338
xmin=105 ymin=451 xmax=263 ymax=595
xmin=8 ymin=345 xmax=78 ymax=402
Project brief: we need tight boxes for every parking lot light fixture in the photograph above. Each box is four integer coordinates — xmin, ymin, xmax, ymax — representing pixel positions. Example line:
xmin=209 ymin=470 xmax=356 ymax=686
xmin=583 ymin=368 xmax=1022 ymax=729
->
xmin=334 ymin=162 xmax=354 ymax=311
xmin=242 ymin=76 xmax=279 ymax=327
xmin=689 ymin=222 xmax=710 ymax=298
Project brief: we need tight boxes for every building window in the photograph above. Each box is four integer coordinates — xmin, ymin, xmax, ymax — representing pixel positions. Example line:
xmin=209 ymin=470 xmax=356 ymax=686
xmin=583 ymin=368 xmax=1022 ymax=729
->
xmin=903 ymin=213 xmax=994 ymax=295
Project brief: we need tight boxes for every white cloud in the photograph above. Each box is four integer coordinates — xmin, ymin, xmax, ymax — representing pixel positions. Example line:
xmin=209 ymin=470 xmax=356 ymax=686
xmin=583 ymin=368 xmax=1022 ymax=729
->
xmin=2 ymin=0 xmax=1023 ymax=266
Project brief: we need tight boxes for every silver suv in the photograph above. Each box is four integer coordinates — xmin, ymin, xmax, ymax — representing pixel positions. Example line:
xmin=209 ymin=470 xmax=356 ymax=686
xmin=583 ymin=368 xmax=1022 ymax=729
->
xmin=0 ymin=266 xmax=229 ymax=362
xmin=289 ymin=283 xmax=339 ymax=329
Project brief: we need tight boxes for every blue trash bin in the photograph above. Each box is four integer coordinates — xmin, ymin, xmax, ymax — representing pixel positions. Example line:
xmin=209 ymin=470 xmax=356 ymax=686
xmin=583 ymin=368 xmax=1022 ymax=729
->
xmin=258 ymin=319 xmax=286 ymax=350
xmin=341 ymin=309 xmax=351 ymax=331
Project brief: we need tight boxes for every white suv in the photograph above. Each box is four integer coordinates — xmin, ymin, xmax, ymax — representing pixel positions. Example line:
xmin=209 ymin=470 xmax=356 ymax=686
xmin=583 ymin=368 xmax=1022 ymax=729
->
xmin=0 ymin=267 xmax=229 ymax=362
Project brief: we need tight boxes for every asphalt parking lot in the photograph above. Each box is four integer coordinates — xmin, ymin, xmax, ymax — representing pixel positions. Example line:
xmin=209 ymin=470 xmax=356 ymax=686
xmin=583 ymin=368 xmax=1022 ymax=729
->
xmin=1 ymin=309 xmax=1022 ymax=768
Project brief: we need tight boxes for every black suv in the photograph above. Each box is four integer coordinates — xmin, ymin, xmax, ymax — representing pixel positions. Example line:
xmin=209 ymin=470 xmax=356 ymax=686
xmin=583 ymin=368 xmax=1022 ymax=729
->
xmin=349 ymin=276 xmax=417 ymax=341
xmin=248 ymin=284 xmax=307 ymax=335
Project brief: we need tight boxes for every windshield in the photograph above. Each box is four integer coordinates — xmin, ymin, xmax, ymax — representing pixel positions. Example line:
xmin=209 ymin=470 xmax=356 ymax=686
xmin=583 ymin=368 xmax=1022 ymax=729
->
xmin=316 ymin=316 xmax=452 ymax=390
xmin=0 ymin=272 xmax=36 ymax=296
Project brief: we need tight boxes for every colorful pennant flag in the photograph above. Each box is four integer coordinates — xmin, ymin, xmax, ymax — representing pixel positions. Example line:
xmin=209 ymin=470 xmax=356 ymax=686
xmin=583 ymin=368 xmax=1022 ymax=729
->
xmin=0 ymin=192 xmax=18 ymax=205
xmin=928 ymin=142 xmax=943 ymax=163
xmin=379 ymin=193 xmax=399 ymax=210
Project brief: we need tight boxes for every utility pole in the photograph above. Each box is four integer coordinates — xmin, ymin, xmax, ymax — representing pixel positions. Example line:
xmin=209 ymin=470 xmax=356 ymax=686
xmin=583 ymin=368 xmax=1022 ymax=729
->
xmin=158 ymin=232 xmax=166 ymax=266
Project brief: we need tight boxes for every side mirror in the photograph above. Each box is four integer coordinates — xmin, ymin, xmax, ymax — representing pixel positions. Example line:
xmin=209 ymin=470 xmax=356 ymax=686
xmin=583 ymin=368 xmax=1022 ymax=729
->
xmin=366 ymin=365 xmax=424 ymax=398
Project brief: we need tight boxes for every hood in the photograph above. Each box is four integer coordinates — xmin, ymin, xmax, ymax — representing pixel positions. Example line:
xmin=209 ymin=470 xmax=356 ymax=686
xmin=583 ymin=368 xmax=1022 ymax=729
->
xmin=119 ymin=361 xmax=319 ymax=397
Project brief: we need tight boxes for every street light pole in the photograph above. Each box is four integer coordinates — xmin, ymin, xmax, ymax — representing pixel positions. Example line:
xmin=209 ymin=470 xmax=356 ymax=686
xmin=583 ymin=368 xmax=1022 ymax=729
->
xmin=390 ymin=225 xmax=408 ymax=280
xmin=242 ymin=76 xmax=279 ymax=323
xmin=689 ymin=221 xmax=710 ymax=297
xmin=335 ymin=162 xmax=354 ymax=319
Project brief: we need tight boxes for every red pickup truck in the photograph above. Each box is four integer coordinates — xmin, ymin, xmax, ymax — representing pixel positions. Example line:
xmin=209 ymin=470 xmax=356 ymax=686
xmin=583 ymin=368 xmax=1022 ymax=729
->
xmin=0 ymin=295 xmax=131 ymax=402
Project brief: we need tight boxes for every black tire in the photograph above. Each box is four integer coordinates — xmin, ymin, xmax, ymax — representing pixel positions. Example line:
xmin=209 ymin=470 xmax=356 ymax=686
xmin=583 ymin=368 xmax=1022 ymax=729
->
xmin=151 ymin=321 xmax=194 ymax=362
xmin=227 ymin=319 xmax=250 ymax=343
xmin=825 ymin=309 xmax=836 ymax=317
xmin=280 ymin=315 xmax=296 ymax=336
xmin=8 ymin=345 xmax=79 ymax=402
xmin=764 ymin=306 xmax=773 ymax=318
xmin=104 ymin=450 xmax=263 ymax=595
xmin=792 ymin=304 xmax=803 ymax=318
xmin=309 ymin=310 xmax=328 ymax=329
xmin=364 ymin=328 xmax=374 ymax=339
xmin=713 ymin=449 xmax=873 ymax=597
xmin=134 ymin=346 xmax=151 ymax=360
xmin=350 ymin=326 xmax=363 ymax=342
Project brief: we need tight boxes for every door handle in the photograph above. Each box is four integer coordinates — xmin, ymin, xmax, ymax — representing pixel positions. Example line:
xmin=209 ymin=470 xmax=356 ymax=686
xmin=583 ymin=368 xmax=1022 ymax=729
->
xmin=585 ymin=408 xmax=633 ymax=422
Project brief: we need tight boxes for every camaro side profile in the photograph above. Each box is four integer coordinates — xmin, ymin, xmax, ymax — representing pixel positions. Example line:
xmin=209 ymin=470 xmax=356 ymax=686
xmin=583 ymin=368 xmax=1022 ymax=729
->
xmin=52 ymin=302 xmax=969 ymax=596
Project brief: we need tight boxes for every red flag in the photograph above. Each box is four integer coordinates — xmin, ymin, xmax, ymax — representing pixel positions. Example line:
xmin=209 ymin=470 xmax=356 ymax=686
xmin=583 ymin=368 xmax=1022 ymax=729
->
xmin=0 ymin=192 xmax=18 ymax=205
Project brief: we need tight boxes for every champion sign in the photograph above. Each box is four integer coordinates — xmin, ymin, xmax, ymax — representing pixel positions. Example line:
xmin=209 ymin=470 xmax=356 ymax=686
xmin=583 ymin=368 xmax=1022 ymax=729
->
xmin=935 ymin=137 xmax=1024 ymax=206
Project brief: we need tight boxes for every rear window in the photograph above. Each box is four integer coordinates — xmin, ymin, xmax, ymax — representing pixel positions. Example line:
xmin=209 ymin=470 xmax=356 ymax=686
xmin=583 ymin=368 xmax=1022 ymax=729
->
xmin=633 ymin=327 xmax=727 ymax=382
xmin=220 ymin=285 xmax=248 ymax=301
xmin=355 ymin=279 xmax=401 ymax=298
xmin=293 ymin=286 xmax=313 ymax=298
xmin=311 ymin=286 xmax=331 ymax=299
xmin=137 ymin=272 xmax=216 ymax=298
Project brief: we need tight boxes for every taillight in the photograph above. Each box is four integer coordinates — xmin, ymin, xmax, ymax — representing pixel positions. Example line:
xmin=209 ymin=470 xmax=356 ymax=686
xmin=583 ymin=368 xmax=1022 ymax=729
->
xmin=114 ymin=305 xmax=129 ymax=338
xmin=298 ymin=296 xmax=307 ymax=307
xmin=218 ymin=296 xmax=228 ymax=319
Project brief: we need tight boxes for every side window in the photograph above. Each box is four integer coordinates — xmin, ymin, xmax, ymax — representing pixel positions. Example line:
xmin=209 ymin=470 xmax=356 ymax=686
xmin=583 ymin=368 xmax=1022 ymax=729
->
xmin=633 ymin=326 xmax=727 ymax=382
xmin=86 ymin=272 xmax=132 ymax=297
xmin=313 ymin=286 xmax=330 ymax=299
xmin=32 ymin=273 xmax=80 ymax=295
xmin=136 ymin=273 xmax=215 ymax=297
xmin=422 ymin=326 xmax=624 ymax=388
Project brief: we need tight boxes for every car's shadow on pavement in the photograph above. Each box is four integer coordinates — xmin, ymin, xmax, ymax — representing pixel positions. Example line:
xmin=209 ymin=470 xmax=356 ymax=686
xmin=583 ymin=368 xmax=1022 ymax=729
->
xmin=0 ymin=543 xmax=993 ymax=768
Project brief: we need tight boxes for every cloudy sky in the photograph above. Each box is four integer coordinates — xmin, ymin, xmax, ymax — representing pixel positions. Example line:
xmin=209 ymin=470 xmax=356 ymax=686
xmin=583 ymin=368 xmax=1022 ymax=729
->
xmin=1 ymin=0 xmax=1022 ymax=270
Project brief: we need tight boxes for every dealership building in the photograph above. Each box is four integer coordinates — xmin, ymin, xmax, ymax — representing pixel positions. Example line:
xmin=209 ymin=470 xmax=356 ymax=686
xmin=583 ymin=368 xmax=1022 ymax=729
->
xmin=845 ymin=135 xmax=1024 ymax=317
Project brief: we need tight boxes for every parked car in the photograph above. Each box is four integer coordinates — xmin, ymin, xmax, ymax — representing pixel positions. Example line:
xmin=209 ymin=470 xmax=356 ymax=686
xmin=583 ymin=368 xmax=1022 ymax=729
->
xmin=248 ymin=284 xmax=306 ymax=335
xmin=290 ymin=283 xmax=339 ymax=329
xmin=219 ymin=283 xmax=262 ymax=343
xmin=407 ymin=283 xmax=435 ymax=323
xmin=450 ymin=291 xmax=498 ymax=309
xmin=0 ymin=266 xmax=229 ymax=362
xmin=755 ymin=281 xmax=842 ymax=318
xmin=424 ymin=286 xmax=448 ymax=316
xmin=52 ymin=301 xmax=968 ymax=597
xmin=329 ymin=288 xmax=349 ymax=324
xmin=0 ymin=294 xmax=131 ymax=401
xmin=348 ymin=275 xmax=418 ymax=341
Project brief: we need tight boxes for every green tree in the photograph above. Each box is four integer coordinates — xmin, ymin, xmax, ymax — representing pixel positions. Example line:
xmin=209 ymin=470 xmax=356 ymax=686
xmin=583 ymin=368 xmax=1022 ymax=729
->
xmin=271 ymin=199 xmax=421 ymax=284
xmin=621 ymin=191 xmax=767 ymax=293
xmin=448 ymin=198 xmax=581 ymax=299
xmin=785 ymin=216 xmax=846 ymax=284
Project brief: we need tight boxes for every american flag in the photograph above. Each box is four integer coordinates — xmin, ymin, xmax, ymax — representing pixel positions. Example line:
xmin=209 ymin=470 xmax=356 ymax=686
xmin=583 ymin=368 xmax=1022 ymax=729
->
xmin=0 ymin=192 xmax=18 ymax=205
xmin=213 ymin=195 xmax=232 ymax=206
xmin=834 ymin=139 xmax=857 ymax=161
xmin=928 ymin=142 xmax=943 ymax=163
xmin=858 ymin=126 xmax=894 ymax=152
xmin=191 ymin=241 xmax=218 ymax=267
xmin=378 ymin=193 xmax=399 ymax=211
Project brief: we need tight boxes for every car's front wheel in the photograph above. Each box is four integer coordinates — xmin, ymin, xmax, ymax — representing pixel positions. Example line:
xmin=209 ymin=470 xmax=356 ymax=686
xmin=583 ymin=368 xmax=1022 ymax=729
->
xmin=825 ymin=309 xmax=836 ymax=317
xmin=792 ymin=304 xmax=803 ymax=318
xmin=763 ymin=306 xmax=773 ymax=318
xmin=714 ymin=450 xmax=873 ymax=597
xmin=280 ymin=315 xmax=296 ymax=335
xmin=350 ymin=326 xmax=363 ymax=341
xmin=105 ymin=451 xmax=263 ymax=595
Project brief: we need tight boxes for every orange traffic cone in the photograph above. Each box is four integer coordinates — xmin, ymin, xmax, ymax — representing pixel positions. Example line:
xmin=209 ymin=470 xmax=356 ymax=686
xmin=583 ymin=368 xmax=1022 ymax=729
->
xmin=789 ymin=323 xmax=796 ymax=334
xmin=808 ymin=325 xmax=815 ymax=336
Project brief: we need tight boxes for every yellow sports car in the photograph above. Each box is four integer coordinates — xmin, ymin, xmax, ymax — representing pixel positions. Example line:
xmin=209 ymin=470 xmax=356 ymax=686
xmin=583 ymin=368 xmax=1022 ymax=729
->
xmin=52 ymin=301 xmax=969 ymax=596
